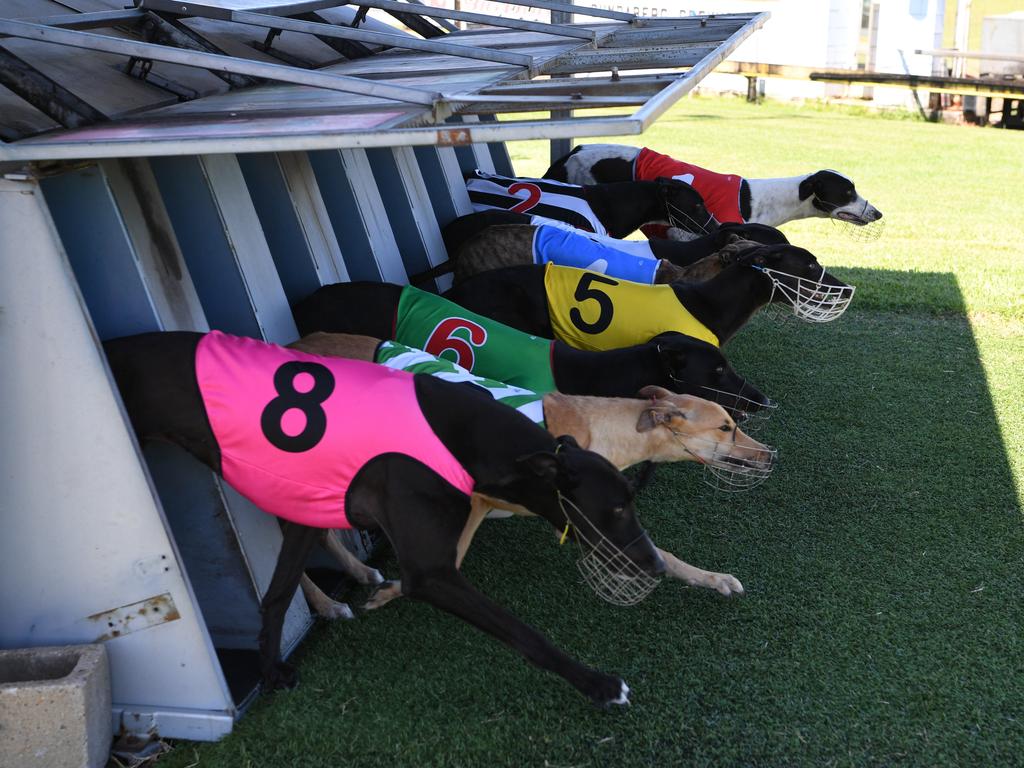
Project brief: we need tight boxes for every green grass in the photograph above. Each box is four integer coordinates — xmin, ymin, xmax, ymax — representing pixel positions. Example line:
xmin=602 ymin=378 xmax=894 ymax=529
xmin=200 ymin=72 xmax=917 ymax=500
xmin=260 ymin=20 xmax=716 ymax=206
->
xmin=157 ymin=96 xmax=1024 ymax=767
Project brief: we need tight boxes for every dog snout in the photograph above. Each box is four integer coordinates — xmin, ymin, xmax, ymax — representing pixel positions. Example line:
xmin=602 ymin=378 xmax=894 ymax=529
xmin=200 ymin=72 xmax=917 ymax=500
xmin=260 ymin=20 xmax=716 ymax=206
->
xmin=625 ymin=533 xmax=665 ymax=577
xmin=870 ymin=207 xmax=883 ymax=221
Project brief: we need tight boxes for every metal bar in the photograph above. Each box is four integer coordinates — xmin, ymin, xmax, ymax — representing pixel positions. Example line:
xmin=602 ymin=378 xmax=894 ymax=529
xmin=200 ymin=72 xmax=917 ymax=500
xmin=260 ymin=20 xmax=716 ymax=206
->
xmin=633 ymin=11 xmax=769 ymax=129
xmin=914 ymin=47 xmax=1024 ymax=63
xmin=446 ymin=93 xmax=639 ymax=104
xmin=229 ymin=10 xmax=535 ymax=67
xmin=406 ymin=0 xmax=458 ymax=31
xmin=808 ymin=70 xmax=1024 ymax=97
xmin=545 ymin=43 xmax=715 ymax=74
xmin=1 ymin=114 xmax=643 ymax=160
xmin=141 ymin=12 xmax=258 ymax=88
xmin=486 ymin=0 xmax=635 ymax=22
xmin=351 ymin=0 xmax=595 ymax=40
xmin=137 ymin=0 xmax=343 ymax=20
xmin=20 ymin=9 xmax=146 ymax=30
xmin=292 ymin=12 xmax=376 ymax=59
xmin=482 ymin=73 xmax=672 ymax=94
xmin=0 ymin=19 xmax=438 ymax=106
xmin=456 ymin=95 xmax=645 ymax=112
xmin=0 ymin=47 xmax=107 ymax=128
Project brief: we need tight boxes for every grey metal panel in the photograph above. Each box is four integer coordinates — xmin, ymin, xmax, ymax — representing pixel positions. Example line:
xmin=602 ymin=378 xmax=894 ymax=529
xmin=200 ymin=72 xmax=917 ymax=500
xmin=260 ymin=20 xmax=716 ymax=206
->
xmin=100 ymin=158 xmax=210 ymax=332
xmin=308 ymin=147 xmax=407 ymax=284
xmin=39 ymin=169 xmax=161 ymax=340
xmin=0 ymin=19 xmax=440 ymax=105
xmin=149 ymin=155 xmax=264 ymax=339
xmin=238 ymin=152 xmax=347 ymax=305
xmin=0 ymin=177 xmax=235 ymax=737
xmin=365 ymin=146 xmax=442 ymax=280
xmin=413 ymin=144 xmax=473 ymax=228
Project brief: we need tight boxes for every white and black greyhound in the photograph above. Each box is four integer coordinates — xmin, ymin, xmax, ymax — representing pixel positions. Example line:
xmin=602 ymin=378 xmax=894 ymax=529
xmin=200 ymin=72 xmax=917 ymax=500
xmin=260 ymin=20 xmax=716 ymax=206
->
xmin=545 ymin=145 xmax=883 ymax=235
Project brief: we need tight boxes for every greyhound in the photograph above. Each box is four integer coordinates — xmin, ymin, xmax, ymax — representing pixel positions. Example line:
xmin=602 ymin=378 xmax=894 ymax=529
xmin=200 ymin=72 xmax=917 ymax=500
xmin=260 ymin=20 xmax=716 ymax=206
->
xmin=465 ymin=170 xmax=720 ymax=238
xmin=292 ymin=282 xmax=774 ymax=419
xmin=104 ymin=331 xmax=665 ymax=706
xmin=291 ymin=333 xmax=775 ymax=610
xmin=415 ymin=216 xmax=784 ymax=287
xmin=442 ymin=244 xmax=856 ymax=351
xmin=545 ymin=145 xmax=883 ymax=236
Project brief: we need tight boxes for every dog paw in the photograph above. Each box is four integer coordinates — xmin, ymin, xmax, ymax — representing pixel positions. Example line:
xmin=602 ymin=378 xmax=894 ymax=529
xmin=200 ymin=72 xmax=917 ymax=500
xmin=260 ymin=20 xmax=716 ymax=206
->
xmin=609 ymin=680 xmax=631 ymax=707
xmin=585 ymin=673 xmax=631 ymax=708
xmin=318 ymin=600 xmax=355 ymax=620
xmin=363 ymin=580 xmax=402 ymax=611
xmin=262 ymin=660 xmax=298 ymax=692
xmin=360 ymin=568 xmax=385 ymax=586
xmin=711 ymin=573 xmax=744 ymax=597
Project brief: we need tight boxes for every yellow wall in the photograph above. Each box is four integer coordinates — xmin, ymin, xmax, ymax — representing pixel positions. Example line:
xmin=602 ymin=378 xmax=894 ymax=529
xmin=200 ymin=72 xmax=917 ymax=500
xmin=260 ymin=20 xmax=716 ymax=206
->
xmin=943 ymin=0 xmax=1024 ymax=74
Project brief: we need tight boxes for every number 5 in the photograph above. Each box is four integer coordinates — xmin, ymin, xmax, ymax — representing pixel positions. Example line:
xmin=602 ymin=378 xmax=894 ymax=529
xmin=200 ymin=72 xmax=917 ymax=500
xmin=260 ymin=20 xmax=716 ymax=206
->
xmin=569 ymin=273 xmax=617 ymax=334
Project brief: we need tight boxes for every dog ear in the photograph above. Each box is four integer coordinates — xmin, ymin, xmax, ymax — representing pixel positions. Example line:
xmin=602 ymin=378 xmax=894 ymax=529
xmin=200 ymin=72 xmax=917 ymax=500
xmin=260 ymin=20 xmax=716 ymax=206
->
xmin=637 ymin=384 xmax=674 ymax=401
xmin=798 ymin=171 xmax=825 ymax=201
xmin=516 ymin=450 xmax=561 ymax=482
xmin=636 ymin=406 xmax=684 ymax=433
xmin=555 ymin=434 xmax=579 ymax=451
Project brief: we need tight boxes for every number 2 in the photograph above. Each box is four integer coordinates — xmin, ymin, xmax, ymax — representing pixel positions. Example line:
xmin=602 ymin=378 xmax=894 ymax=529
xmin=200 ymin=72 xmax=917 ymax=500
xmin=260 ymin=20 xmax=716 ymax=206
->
xmin=569 ymin=273 xmax=618 ymax=335
xmin=508 ymin=182 xmax=542 ymax=213
xmin=261 ymin=362 xmax=335 ymax=453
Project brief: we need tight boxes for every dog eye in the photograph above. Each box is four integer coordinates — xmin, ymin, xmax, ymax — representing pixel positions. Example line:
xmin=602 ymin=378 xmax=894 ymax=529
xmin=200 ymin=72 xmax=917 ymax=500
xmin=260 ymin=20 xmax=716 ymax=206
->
xmin=719 ymin=424 xmax=732 ymax=432
xmin=715 ymin=366 xmax=724 ymax=375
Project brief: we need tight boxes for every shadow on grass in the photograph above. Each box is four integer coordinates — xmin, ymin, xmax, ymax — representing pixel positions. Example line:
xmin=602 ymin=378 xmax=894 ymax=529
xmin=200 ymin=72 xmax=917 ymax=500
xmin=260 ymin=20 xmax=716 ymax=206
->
xmin=158 ymin=270 xmax=1023 ymax=768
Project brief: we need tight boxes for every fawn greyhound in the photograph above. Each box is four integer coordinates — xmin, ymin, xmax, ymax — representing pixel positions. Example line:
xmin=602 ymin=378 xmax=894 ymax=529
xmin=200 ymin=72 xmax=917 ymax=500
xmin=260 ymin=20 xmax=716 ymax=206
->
xmin=289 ymin=332 xmax=775 ymax=614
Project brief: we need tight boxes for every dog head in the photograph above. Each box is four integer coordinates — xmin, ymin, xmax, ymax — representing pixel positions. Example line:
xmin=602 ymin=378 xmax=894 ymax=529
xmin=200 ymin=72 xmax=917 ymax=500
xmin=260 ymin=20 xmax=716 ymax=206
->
xmin=652 ymin=333 xmax=773 ymax=419
xmin=655 ymin=177 xmax=720 ymax=235
xmin=516 ymin=435 xmax=665 ymax=580
xmin=738 ymin=244 xmax=855 ymax=322
xmin=798 ymin=170 xmax=882 ymax=225
xmin=634 ymin=386 xmax=777 ymax=472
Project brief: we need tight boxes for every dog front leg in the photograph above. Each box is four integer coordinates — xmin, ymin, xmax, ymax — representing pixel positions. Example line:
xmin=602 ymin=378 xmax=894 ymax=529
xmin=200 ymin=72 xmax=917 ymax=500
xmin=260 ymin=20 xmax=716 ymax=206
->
xmin=404 ymin=569 xmax=630 ymax=707
xmin=299 ymin=573 xmax=355 ymax=620
xmin=259 ymin=522 xmax=321 ymax=690
xmin=657 ymin=547 xmax=744 ymax=596
xmin=322 ymin=530 xmax=385 ymax=585
xmin=364 ymin=496 xmax=489 ymax=611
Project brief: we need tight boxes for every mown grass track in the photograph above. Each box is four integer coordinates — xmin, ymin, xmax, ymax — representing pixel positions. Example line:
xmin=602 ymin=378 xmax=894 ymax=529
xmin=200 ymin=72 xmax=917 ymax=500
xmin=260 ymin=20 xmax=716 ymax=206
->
xmin=156 ymin=96 xmax=1024 ymax=768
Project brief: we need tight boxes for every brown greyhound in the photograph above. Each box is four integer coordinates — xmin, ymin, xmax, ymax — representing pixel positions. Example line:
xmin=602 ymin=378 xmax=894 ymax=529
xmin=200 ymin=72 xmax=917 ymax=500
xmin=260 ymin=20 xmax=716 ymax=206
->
xmin=288 ymin=333 xmax=774 ymax=615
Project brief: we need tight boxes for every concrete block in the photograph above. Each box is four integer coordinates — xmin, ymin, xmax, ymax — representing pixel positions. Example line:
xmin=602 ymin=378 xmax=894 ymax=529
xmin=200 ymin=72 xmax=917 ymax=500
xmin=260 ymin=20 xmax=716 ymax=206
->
xmin=0 ymin=644 xmax=111 ymax=768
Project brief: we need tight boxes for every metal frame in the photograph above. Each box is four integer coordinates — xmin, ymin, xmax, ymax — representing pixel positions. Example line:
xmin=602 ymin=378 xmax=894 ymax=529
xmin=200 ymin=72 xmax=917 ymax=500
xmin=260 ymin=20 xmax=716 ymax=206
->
xmin=0 ymin=5 xmax=769 ymax=161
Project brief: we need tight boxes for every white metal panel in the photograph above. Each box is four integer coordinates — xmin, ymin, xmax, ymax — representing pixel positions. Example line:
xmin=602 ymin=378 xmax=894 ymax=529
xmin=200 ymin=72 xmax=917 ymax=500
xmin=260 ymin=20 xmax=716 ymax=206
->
xmin=0 ymin=177 xmax=235 ymax=730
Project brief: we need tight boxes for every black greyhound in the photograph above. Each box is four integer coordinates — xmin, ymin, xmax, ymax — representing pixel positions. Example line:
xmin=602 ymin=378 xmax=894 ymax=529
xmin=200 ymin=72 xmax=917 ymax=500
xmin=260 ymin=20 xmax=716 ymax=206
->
xmin=443 ymin=244 xmax=855 ymax=349
xmin=104 ymin=331 xmax=664 ymax=706
xmin=467 ymin=173 xmax=720 ymax=239
xmin=292 ymin=281 xmax=773 ymax=417
xmin=411 ymin=214 xmax=788 ymax=287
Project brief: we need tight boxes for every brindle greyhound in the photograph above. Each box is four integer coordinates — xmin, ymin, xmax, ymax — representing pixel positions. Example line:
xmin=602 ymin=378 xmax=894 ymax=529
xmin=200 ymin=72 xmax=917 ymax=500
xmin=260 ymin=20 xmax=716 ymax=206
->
xmin=443 ymin=244 xmax=854 ymax=348
xmin=419 ymin=211 xmax=789 ymax=287
xmin=104 ymin=331 xmax=664 ymax=706
xmin=290 ymin=333 xmax=774 ymax=612
xmin=468 ymin=174 xmax=720 ymax=238
xmin=292 ymin=282 xmax=774 ymax=417
xmin=417 ymin=222 xmax=781 ymax=287
xmin=545 ymin=145 xmax=883 ymax=232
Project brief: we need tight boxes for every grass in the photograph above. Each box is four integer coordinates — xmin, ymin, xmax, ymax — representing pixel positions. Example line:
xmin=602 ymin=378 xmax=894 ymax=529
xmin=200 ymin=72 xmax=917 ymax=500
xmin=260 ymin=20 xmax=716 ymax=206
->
xmin=156 ymin=96 xmax=1024 ymax=767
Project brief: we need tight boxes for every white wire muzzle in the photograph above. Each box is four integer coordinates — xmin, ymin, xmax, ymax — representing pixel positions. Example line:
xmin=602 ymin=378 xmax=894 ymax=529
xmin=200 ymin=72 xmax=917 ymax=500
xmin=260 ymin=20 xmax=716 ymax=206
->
xmin=753 ymin=264 xmax=856 ymax=323
xmin=557 ymin=493 xmax=660 ymax=607
xmin=668 ymin=430 xmax=778 ymax=492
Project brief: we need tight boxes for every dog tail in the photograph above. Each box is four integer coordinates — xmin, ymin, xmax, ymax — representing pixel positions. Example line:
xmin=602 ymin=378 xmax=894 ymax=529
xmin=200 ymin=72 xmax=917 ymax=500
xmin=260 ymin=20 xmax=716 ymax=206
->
xmin=542 ymin=145 xmax=582 ymax=181
xmin=409 ymin=260 xmax=455 ymax=286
